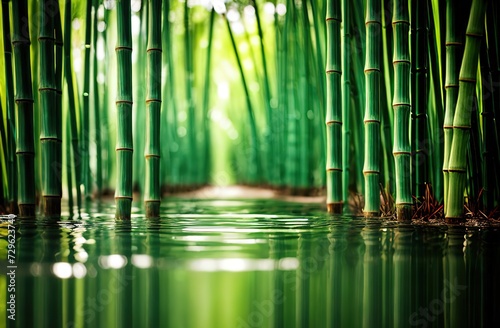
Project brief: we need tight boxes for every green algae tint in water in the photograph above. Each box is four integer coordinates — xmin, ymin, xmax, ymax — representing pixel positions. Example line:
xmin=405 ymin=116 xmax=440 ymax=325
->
xmin=1 ymin=199 xmax=500 ymax=328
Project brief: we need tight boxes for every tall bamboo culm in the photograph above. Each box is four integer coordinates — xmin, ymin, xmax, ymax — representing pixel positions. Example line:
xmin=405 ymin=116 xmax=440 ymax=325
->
xmin=446 ymin=0 xmax=487 ymax=221
xmin=412 ymin=0 xmax=428 ymax=199
xmin=363 ymin=0 xmax=382 ymax=217
xmin=12 ymin=0 xmax=36 ymax=217
xmin=145 ymin=0 xmax=162 ymax=218
xmin=115 ymin=0 xmax=133 ymax=219
xmin=442 ymin=0 xmax=464 ymax=215
xmin=392 ymin=0 xmax=412 ymax=221
xmin=2 ymin=0 xmax=17 ymax=212
xmin=326 ymin=0 xmax=342 ymax=213
xmin=341 ymin=0 xmax=350 ymax=211
xmin=39 ymin=0 xmax=61 ymax=216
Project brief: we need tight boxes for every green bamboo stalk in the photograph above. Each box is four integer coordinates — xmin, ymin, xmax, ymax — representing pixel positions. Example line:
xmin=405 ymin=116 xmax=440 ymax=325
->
xmin=115 ymin=0 xmax=133 ymax=219
xmin=201 ymin=8 xmax=215 ymax=185
xmin=446 ymin=0 xmax=487 ymax=221
xmin=2 ymin=0 xmax=17 ymax=211
xmin=225 ymin=14 xmax=261 ymax=184
xmin=93 ymin=0 xmax=102 ymax=197
xmin=1 ymin=96 xmax=6 ymax=206
xmin=65 ymin=116 xmax=74 ymax=214
xmin=342 ymin=0 xmax=350 ymax=210
xmin=184 ymin=0 xmax=197 ymax=186
xmin=443 ymin=0 xmax=465 ymax=215
xmin=481 ymin=6 xmax=499 ymax=211
xmin=55 ymin=0 xmax=63 ymax=203
xmin=363 ymin=0 xmax=382 ymax=217
xmin=325 ymin=0 xmax=342 ymax=213
xmin=252 ymin=0 xmax=272 ymax=184
xmin=12 ymin=0 xmax=36 ymax=217
xmin=480 ymin=1 xmax=500 ymax=213
xmin=39 ymin=0 xmax=61 ymax=217
xmin=412 ymin=0 xmax=429 ymax=199
xmin=81 ymin=0 xmax=92 ymax=199
xmin=392 ymin=0 xmax=412 ymax=221
xmin=63 ymin=0 xmax=82 ymax=213
xmin=145 ymin=0 xmax=162 ymax=218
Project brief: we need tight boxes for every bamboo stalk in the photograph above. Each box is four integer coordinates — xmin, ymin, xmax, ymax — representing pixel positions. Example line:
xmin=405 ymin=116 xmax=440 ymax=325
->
xmin=2 ymin=0 xmax=17 ymax=211
xmin=342 ymin=0 xmax=350 ymax=210
xmin=392 ymin=0 xmax=412 ymax=221
xmin=184 ymin=0 xmax=197 ymax=186
xmin=201 ymin=8 xmax=215 ymax=185
xmin=412 ymin=0 xmax=429 ymax=199
xmin=363 ymin=0 xmax=382 ymax=217
xmin=12 ymin=0 xmax=36 ymax=217
xmin=326 ymin=0 xmax=343 ymax=213
xmin=93 ymin=0 xmax=102 ymax=197
xmin=55 ymin=0 xmax=63 ymax=204
xmin=145 ymin=0 xmax=162 ymax=218
xmin=225 ymin=13 xmax=261 ymax=184
xmin=81 ymin=0 xmax=92 ymax=199
xmin=39 ymin=0 xmax=61 ymax=217
xmin=63 ymin=0 xmax=82 ymax=213
xmin=446 ymin=0 xmax=487 ymax=221
xmin=115 ymin=0 xmax=134 ymax=219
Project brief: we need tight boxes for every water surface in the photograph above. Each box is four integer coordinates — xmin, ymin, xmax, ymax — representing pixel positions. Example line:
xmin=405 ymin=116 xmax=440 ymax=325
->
xmin=1 ymin=199 xmax=499 ymax=328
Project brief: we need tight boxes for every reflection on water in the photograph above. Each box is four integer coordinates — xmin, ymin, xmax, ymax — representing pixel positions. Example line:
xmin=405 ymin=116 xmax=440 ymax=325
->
xmin=1 ymin=199 xmax=499 ymax=328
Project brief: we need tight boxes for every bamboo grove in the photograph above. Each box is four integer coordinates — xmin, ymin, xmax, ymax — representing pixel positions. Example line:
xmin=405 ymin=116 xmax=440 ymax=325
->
xmin=0 ymin=0 xmax=499 ymax=221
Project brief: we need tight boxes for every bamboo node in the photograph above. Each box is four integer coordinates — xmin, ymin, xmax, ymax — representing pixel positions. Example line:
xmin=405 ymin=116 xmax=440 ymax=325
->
xmin=451 ymin=125 xmax=471 ymax=130
xmin=365 ymin=20 xmax=382 ymax=25
xmin=115 ymin=196 xmax=133 ymax=200
xmin=326 ymin=168 xmax=342 ymax=172
xmin=145 ymin=154 xmax=161 ymax=159
xmin=363 ymin=119 xmax=381 ymax=124
xmin=38 ymin=87 xmax=58 ymax=92
xmin=391 ymin=20 xmax=410 ymax=25
xmin=445 ymin=41 xmax=463 ymax=46
xmin=116 ymin=100 xmax=133 ymax=105
xmin=458 ymin=77 xmax=477 ymax=83
xmin=326 ymin=120 xmax=342 ymax=126
xmin=40 ymin=137 xmax=61 ymax=142
xmin=14 ymin=98 xmax=34 ymax=103
xmin=115 ymin=46 xmax=133 ymax=51
xmin=392 ymin=151 xmax=411 ymax=155
xmin=465 ymin=31 xmax=484 ymax=38
xmin=392 ymin=59 xmax=411 ymax=65
xmin=447 ymin=168 xmax=466 ymax=173
xmin=38 ymin=36 xmax=56 ymax=41
xmin=116 ymin=147 xmax=133 ymax=152
xmin=392 ymin=103 xmax=411 ymax=108
xmin=326 ymin=17 xmax=341 ymax=22
xmin=146 ymin=99 xmax=162 ymax=104
xmin=326 ymin=69 xmax=342 ymax=74
xmin=364 ymin=68 xmax=381 ymax=73
xmin=146 ymin=47 xmax=163 ymax=53
xmin=444 ymin=84 xmax=459 ymax=89
xmin=363 ymin=170 xmax=380 ymax=175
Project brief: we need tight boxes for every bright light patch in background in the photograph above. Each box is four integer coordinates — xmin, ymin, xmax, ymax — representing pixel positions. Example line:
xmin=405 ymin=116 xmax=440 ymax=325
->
xmin=72 ymin=18 xmax=80 ymax=30
xmin=104 ymin=0 xmax=115 ymax=10
xmin=217 ymin=82 xmax=230 ymax=100
xmin=98 ymin=254 xmax=127 ymax=269
xmin=177 ymin=126 xmax=187 ymax=138
xmin=53 ymin=262 xmax=73 ymax=279
xmin=30 ymin=263 xmax=42 ymax=277
xmin=227 ymin=8 xmax=240 ymax=22
xmin=73 ymin=263 xmax=87 ymax=278
xmin=131 ymin=0 xmax=141 ymax=12
xmin=98 ymin=21 xmax=106 ymax=33
xmin=132 ymin=15 xmax=141 ymax=37
xmin=131 ymin=254 xmax=153 ymax=269
xmin=277 ymin=3 xmax=287 ymax=16
xmin=279 ymin=257 xmax=299 ymax=270
xmin=244 ymin=5 xmax=256 ymax=18
xmin=263 ymin=2 xmax=275 ymax=16
xmin=213 ymin=0 xmax=227 ymax=14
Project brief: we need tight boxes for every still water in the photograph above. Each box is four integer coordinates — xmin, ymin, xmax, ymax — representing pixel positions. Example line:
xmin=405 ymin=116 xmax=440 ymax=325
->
xmin=1 ymin=199 xmax=499 ymax=328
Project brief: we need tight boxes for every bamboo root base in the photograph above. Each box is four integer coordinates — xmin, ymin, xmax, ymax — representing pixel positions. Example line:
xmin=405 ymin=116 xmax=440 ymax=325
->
xmin=43 ymin=197 xmax=61 ymax=218
xmin=363 ymin=211 xmax=379 ymax=218
xmin=396 ymin=206 xmax=412 ymax=222
xmin=115 ymin=198 xmax=132 ymax=220
xmin=445 ymin=217 xmax=466 ymax=224
xmin=145 ymin=201 xmax=160 ymax=218
xmin=18 ymin=204 xmax=36 ymax=218
xmin=327 ymin=203 xmax=343 ymax=214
